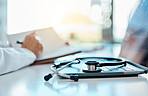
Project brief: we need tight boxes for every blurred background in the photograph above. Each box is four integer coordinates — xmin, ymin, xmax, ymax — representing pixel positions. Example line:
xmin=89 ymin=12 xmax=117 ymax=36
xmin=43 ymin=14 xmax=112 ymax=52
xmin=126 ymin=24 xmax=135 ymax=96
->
xmin=1 ymin=0 xmax=138 ymax=45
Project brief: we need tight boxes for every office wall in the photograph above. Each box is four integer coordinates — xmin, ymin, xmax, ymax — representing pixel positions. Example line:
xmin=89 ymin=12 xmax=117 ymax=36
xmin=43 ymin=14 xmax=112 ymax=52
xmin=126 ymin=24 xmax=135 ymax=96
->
xmin=0 ymin=0 xmax=7 ymax=46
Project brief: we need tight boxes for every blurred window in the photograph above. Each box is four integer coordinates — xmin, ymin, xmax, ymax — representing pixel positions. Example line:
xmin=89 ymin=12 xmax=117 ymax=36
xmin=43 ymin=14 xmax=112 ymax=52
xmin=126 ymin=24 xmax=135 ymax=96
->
xmin=8 ymin=0 xmax=112 ymax=45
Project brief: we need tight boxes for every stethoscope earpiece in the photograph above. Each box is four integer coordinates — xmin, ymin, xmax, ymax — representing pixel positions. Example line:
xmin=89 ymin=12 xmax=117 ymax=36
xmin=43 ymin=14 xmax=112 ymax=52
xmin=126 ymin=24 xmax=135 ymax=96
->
xmin=44 ymin=74 xmax=53 ymax=81
xmin=70 ymin=75 xmax=79 ymax=82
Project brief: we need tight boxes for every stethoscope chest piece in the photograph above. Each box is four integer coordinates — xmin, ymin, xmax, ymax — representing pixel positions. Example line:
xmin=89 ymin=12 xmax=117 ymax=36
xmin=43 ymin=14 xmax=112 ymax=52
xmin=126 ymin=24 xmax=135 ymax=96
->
xmin=83 ymin=61 xmax=102 ymax=72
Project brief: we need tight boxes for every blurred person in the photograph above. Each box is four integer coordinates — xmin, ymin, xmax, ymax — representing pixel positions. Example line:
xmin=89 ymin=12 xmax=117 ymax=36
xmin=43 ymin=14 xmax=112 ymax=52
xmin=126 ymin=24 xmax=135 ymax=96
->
xmin=120 ymin=0 xmax=148 ymax=66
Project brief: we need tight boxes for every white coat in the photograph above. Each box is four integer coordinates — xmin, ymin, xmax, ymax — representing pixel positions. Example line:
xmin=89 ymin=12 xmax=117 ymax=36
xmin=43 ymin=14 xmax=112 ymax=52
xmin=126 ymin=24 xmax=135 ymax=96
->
xmin=0 ymin=47 xmax=36 ymax=75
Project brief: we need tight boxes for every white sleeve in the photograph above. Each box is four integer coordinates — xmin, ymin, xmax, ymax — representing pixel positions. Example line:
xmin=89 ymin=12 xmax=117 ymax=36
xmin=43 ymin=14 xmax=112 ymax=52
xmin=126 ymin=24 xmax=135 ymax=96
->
xmin=0 ymin=47 xmax=36 ymax=75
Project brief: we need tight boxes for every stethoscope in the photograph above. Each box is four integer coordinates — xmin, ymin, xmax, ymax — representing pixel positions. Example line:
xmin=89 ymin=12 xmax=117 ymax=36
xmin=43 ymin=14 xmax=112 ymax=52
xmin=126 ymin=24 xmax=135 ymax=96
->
xmin=44 ymin=57 xmax=126 ymax=82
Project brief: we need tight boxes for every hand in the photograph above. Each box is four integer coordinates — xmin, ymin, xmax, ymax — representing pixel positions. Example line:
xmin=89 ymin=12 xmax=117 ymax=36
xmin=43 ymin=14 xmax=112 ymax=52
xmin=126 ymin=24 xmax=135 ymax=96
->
xmin=22 ymin=32 xmax=43 ymax=58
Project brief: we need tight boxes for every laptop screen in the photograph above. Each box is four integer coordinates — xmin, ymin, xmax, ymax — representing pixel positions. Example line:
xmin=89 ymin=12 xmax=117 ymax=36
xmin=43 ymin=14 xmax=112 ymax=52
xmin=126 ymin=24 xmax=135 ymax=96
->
xmin=119 ymin=0 xmax=148 ymax=66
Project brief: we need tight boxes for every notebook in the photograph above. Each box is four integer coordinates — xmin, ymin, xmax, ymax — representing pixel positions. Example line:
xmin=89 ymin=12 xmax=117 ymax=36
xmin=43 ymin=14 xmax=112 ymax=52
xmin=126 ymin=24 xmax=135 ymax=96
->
xmin=7 ymin=27 xmax=81 ymax=64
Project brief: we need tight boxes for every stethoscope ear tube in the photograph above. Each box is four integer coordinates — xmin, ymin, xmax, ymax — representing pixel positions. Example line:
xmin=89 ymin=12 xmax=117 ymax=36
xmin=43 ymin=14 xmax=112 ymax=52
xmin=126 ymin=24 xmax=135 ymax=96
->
xmin=44 ymin=60 xmax=80 ymax=81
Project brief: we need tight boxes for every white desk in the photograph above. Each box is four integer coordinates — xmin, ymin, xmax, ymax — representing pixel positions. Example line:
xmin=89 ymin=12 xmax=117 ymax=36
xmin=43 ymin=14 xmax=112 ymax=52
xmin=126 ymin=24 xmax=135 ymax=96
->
xmin=0 ymin=44 xmax=148 ymax=96
xmin=0 ymin=64 xmax=148 ymax=96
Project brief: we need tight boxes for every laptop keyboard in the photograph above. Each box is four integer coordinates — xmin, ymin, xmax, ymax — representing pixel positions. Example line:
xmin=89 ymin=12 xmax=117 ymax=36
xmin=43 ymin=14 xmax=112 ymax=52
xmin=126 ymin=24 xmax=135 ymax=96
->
xmin=99 ymin=64 xmax=143 ymax=72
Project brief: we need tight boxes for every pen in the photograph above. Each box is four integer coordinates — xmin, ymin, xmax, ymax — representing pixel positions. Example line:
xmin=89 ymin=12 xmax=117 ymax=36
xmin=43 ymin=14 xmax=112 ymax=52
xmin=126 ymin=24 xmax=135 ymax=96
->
xmin=16 ymin=41 xmax=23 ymax=44
xmin=16 ymin=36 xmax=40 ymax=44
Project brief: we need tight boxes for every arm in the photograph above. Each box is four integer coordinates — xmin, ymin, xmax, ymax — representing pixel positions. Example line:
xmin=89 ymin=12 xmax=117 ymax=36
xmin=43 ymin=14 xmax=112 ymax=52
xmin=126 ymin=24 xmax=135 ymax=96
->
xmin=0 ymin=48 xmax=36 ymax=75
xmin=0 ymin=32 xmax=43 ymax=75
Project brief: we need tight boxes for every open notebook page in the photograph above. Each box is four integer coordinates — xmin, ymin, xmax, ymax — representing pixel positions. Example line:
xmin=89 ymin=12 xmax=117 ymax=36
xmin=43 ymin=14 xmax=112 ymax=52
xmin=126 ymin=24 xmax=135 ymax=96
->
xmin=7 ymin=27 xmax=81 ymax=61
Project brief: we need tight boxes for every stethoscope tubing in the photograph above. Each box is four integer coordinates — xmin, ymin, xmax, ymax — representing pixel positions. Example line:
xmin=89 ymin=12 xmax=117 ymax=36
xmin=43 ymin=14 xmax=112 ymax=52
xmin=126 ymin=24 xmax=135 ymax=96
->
xmin=45 ymin=57 xmax=126 ymax=82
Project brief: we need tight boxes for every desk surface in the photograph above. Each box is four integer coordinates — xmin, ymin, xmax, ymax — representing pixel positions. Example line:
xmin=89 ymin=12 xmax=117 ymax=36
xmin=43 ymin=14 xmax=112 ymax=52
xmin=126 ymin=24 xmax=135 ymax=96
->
xmin=0 ymin=43 xmax=148 ymax=96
